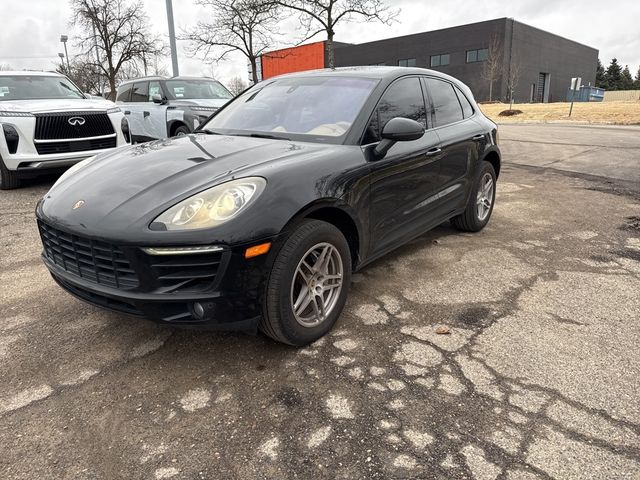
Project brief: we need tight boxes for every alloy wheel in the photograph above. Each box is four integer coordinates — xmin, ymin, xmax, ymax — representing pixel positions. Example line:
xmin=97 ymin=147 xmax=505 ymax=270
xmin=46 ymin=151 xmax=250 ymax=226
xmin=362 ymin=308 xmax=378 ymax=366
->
xmin=476 ymin=172 xmax=494 ymax=221
xmin=290 ymin=242 xmax=344 ymax=327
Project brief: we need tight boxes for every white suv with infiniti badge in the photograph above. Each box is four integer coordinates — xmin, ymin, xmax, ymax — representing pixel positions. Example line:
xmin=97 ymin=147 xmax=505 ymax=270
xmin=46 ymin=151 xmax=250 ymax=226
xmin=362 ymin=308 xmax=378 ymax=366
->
xmin=0 ymin=71 xmax=129 ymax=190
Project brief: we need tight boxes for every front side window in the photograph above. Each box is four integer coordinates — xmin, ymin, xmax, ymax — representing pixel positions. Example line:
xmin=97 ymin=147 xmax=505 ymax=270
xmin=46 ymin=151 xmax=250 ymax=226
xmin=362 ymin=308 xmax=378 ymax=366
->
xmin=363 ymin=77 xmax=426 ymax=144
xmin=425 ymin=78 xmax=464 ymax=127
xmin=148 ymin=81 xmax=163 ymax=101
xmin=0 ymin=75 xmax=84 ymax=101
xmin=203 ymin=76 xmax=379 ymax=142
xmin=164 ymin=79 xmax=232 ymax=100
xmin=130 ymin=82 xmax=149 ymax=102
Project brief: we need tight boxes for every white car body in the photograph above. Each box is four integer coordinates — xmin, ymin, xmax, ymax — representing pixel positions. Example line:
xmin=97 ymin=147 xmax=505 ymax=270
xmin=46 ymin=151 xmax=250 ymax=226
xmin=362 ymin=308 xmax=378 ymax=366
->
xmin=0 ymin=71 xmax=128 ymax=188
xmin=115 ymin=76 xmax=232 ymax=142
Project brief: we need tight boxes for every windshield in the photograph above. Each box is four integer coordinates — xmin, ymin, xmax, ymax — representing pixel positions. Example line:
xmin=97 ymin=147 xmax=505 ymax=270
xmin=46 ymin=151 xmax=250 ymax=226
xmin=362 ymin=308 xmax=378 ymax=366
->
xmin=203 ymin=76 xmax=379 ymax=141
xmin=164 ymin=79 xmax=232 ymax=100
xmin=0 ymin=75 xmax=84 ymax=101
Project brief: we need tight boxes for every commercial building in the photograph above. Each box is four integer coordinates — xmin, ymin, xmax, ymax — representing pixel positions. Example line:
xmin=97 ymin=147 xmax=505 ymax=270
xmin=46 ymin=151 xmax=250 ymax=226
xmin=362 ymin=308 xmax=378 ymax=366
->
xmin=257 ymin=18 xmax=599 ymax=103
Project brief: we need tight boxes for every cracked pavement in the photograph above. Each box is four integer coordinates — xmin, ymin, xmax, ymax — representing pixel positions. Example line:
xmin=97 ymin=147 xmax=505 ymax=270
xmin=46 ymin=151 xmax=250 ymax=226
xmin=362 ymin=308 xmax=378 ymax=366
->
xmin=1 ymin=124 xmax=639 ymax=479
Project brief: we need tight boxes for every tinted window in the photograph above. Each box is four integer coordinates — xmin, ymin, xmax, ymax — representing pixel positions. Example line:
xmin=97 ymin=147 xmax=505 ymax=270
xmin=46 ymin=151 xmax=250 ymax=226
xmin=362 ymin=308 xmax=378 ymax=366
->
xmin=425 ymin=78 xmax=463 ymax=127
xmin=148 ymin=81 xmax=162 ymax=101
xmin=164 ymin=79 xmax=232 ymax=100
xmin=454 ymin=86 xmax=474 ymax=118
xmin=205 ymin=76 xmax=379 ymax=141
xmin=130 ymin=82 xmax=148 ymax=102
xmin=363 ymin=77 xmax=426 ymax=144
xmin=116 ymin=83 xmax=132 ymax=102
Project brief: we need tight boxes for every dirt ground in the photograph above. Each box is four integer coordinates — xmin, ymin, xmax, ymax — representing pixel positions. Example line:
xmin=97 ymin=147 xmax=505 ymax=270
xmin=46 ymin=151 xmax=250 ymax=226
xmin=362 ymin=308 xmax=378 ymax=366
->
xmin=0 ymin=125 xmax=639 ymax=479
xmin=480 ymin=101 xmax=640 ymax=125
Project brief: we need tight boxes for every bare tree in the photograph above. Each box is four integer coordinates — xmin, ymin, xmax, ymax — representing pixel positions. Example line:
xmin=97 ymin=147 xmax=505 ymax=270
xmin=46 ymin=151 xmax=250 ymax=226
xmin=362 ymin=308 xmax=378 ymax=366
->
xmin=276 ymin=0 xmax=398 ymax=69
xmin=0 ymin=63 xmax=13 ymax=71
xmin=505 ymin=57 xmax=521 ymax=110
xmin=182 ymin=0 xmax=282 ymax=84
xmin=227 ymin=76 xmax=248 ymax=95
xmin=71 ymin=0 xmax=165 ymax=97
xmin=55 ymin=55 xmax=103 ymax=94
xmin=481 ymin=34 xmax=502 ymax=102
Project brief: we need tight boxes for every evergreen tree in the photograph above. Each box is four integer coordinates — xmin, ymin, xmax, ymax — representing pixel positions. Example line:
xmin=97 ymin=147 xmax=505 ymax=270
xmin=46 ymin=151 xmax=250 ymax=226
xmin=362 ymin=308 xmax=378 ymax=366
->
xmin=604 ymin=58 xmax=623 ymax=90
xmin=634 ymin=66 xmax=640 ymax=89
xmin=595 ymin=59 xmax=605 ymax=88
xmin=621 ymin=65 xmax=634 ymax=90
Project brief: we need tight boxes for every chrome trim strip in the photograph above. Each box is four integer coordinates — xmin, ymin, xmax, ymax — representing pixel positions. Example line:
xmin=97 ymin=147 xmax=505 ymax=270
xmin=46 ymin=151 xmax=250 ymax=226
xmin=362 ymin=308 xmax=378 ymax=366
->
xmin=33 ymin=133 xmax=117 ymax=143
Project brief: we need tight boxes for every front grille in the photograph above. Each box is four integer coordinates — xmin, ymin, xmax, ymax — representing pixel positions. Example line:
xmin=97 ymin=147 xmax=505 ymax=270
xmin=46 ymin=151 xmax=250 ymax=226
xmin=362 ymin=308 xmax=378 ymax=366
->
xmin=34 ymin=111 xmax=115 ymax=140
xmin=149 ymin=252 xmax=225 ymax=293
xmin=35 ymin=136 xmax=116 ymax=155
xmin=38 ymin=221 xmax=139 ymax=290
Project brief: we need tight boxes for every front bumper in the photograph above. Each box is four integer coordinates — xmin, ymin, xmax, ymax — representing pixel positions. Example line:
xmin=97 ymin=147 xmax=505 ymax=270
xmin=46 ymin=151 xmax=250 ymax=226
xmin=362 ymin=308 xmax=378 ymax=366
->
xmin=38 ymin=220 xmax=275 ymax=331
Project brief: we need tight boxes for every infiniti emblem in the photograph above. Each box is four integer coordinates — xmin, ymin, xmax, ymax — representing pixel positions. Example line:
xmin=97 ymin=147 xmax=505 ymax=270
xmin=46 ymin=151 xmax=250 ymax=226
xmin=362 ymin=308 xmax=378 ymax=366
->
xmin=72 ymin=200 xmax=85 ymax=210
xmin=68 ymin=116 xmax=86 ymax=126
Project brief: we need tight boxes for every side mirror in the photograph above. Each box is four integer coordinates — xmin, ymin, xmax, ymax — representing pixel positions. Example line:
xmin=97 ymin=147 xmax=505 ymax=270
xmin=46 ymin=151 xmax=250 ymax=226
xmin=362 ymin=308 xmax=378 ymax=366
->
xmin=373 ymin=117 xmax=425 ymax=159
xmin=152 ymin=94 xmax=166 ymax=104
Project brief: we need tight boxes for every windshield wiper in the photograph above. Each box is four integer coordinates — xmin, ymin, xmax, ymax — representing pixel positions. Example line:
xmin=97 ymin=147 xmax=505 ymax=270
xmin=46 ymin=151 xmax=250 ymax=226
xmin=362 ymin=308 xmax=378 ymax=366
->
xmin=233 ymin=133 xmax=291 ymax=141
xmin=199 ymin=128 xmax=223 ymax=135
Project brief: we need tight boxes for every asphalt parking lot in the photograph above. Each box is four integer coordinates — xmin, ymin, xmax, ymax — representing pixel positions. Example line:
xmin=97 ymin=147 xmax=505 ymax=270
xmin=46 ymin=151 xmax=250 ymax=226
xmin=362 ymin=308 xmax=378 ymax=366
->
xmin=1 ymin=124 xmax=639 ymax=479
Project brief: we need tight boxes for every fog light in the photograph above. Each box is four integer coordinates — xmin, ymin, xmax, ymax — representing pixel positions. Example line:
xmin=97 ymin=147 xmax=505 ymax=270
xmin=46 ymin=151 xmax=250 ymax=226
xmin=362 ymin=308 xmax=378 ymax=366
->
xmin=193 ymin=302 xmax=205 ymax=319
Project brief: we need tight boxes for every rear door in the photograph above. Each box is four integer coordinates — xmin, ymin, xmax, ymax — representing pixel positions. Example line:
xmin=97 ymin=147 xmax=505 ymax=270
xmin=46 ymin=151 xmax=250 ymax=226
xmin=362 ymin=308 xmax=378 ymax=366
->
xmin=367 ymin=76 xmax=444 ymax=256
xmin=124 ymin=81 xmax=149 ymax=142
xmin=139 ymin=80 xmax=168 ymax=140
xmin=423 ymin=77 xmax=484 ymax=214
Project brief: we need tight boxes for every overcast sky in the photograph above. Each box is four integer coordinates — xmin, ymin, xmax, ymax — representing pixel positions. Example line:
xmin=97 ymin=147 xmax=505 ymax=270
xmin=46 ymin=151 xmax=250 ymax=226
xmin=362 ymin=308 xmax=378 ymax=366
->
xmin=1 ymin=0 xmax=639 ymax=87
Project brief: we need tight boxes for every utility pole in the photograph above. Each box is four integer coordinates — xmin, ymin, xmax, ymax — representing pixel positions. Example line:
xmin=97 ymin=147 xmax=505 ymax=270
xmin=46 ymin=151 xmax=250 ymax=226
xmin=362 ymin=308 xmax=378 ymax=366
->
xmin=165 ymin=0 xmax=179 ymax=77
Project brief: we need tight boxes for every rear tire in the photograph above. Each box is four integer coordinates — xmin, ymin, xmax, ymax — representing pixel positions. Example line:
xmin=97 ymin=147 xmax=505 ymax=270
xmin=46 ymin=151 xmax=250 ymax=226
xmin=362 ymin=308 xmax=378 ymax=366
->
xmin=261 ymin=219 xmax=352 ymax=346
xmin=0 ymin=156 xmax=20 ymax=190
xmin=451 ymin=161 xmax=496 ymax=232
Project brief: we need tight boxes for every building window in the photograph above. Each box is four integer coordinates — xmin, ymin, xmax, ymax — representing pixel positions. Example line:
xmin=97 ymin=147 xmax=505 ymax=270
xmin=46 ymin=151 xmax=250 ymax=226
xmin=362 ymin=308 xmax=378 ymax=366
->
xmin=430 ymin=54 xmax=450 ymax=67
xmin=466 ymin=48 xmax=489 ymax=63
xmin=398 ymin=58 xmax=416 ymax=67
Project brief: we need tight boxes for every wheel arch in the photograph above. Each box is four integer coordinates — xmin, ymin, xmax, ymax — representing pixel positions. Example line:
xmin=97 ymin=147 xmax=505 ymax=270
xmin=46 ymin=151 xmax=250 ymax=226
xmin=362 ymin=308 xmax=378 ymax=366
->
xmin=281 ymin=199 xmax=364 ymax=270
xmin=481 ymin=147 xmax=501 ymax=179
xmin=167 ymin=119 xmax=190 ymax=137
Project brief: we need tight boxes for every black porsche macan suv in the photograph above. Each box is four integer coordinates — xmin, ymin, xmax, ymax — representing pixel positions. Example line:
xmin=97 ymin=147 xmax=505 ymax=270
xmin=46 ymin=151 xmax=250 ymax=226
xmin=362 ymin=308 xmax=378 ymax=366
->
xmin=37 ymin=67 xmax=501 ymax=346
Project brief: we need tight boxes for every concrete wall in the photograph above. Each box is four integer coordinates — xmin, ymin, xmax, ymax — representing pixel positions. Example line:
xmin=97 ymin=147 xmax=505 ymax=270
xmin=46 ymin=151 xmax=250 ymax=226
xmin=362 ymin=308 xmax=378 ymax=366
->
xmin=334 ymin=18 xmax=507 ymax=102
xmin=507 ymin=20 xmax=598 ymax=103
xmin=603 ymin=90 xmax=640 ymax=101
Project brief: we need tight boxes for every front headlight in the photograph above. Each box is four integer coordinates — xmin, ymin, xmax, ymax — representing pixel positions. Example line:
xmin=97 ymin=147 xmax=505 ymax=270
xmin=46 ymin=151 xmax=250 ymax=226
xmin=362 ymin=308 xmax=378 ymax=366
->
xmin=51 ymin=155 xmax=97 ymax=189
xmin=152 ymin=177 xmax=266 ymax=231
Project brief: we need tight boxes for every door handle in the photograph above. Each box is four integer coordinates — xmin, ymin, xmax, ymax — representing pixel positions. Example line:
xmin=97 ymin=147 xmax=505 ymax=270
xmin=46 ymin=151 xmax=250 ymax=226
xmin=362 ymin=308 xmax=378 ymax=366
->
xmin=472 ymin=134 xmax=485 ymax=141
xmin=426 ymin=147 xmax=442 ymax=157
xmin=143 ymin=111 xmax=150 ymax=118
xmin=124 ymin=110 xmax=131 ymax=115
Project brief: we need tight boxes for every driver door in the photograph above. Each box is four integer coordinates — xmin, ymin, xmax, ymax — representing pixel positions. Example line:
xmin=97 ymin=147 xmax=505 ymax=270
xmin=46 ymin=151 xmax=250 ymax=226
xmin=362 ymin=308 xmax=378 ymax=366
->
xmin=367 ymin=76 xmax=444 ymax=256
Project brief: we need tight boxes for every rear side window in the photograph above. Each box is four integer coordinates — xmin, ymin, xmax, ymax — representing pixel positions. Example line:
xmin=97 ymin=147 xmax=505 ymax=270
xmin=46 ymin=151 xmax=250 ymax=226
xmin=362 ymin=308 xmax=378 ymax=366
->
xmin=425 ymin=78 xmax=464 ymax=127
xmin=454 ymin=86 xmax=474 ymax=118
xmin=363 ymin=77 xmax=426 ymax=144
xmin=130 ymin=82 xmax=149 ymax=102
xmin=116 ymin=84 xmax=132 ymax=102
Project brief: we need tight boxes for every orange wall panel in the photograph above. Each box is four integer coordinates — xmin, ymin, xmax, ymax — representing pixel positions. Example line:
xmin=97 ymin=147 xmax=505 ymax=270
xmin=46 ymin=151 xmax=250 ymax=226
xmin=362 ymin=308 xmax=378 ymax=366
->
xmin=261 ymin=42 xmax=325 ymax=79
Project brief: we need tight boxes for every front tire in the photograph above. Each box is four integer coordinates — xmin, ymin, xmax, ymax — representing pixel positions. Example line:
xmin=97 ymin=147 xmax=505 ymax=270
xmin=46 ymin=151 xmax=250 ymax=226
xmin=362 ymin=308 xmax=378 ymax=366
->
xmin=451 ymin=161 xmax=496 ymax=232
xmin=0 ymin=156 xmax=20 ymax=190
xmin=261 ymin=220 xmax=352 ymax=346
xmin=173 ymin=125 xmax=190 ymax=136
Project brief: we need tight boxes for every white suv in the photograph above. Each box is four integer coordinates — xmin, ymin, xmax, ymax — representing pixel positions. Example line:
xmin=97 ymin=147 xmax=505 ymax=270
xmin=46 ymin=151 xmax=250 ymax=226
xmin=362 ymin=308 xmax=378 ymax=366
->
xmin=0 ymin=71 xmax=129 ymax=189
xmin=115 ymin=76 xmax=232 ymax=142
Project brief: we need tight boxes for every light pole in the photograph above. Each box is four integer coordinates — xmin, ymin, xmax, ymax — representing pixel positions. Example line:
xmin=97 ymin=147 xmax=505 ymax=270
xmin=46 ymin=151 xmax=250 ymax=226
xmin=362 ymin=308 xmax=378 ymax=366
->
xmin=60 ymin=35 xmax=71 ymax=73
xmin=165 ymin=0 xmax=179 ymax=77
xmin=58 ymin=52 xmax=66 ymax=73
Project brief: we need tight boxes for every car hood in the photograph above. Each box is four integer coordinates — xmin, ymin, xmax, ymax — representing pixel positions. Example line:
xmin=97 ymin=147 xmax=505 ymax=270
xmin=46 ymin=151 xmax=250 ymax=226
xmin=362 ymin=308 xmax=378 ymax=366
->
xmin=0 ymin=98 xmax=116 ymax=113
xmin=39 ymin=133 xmax=332 ymax=240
